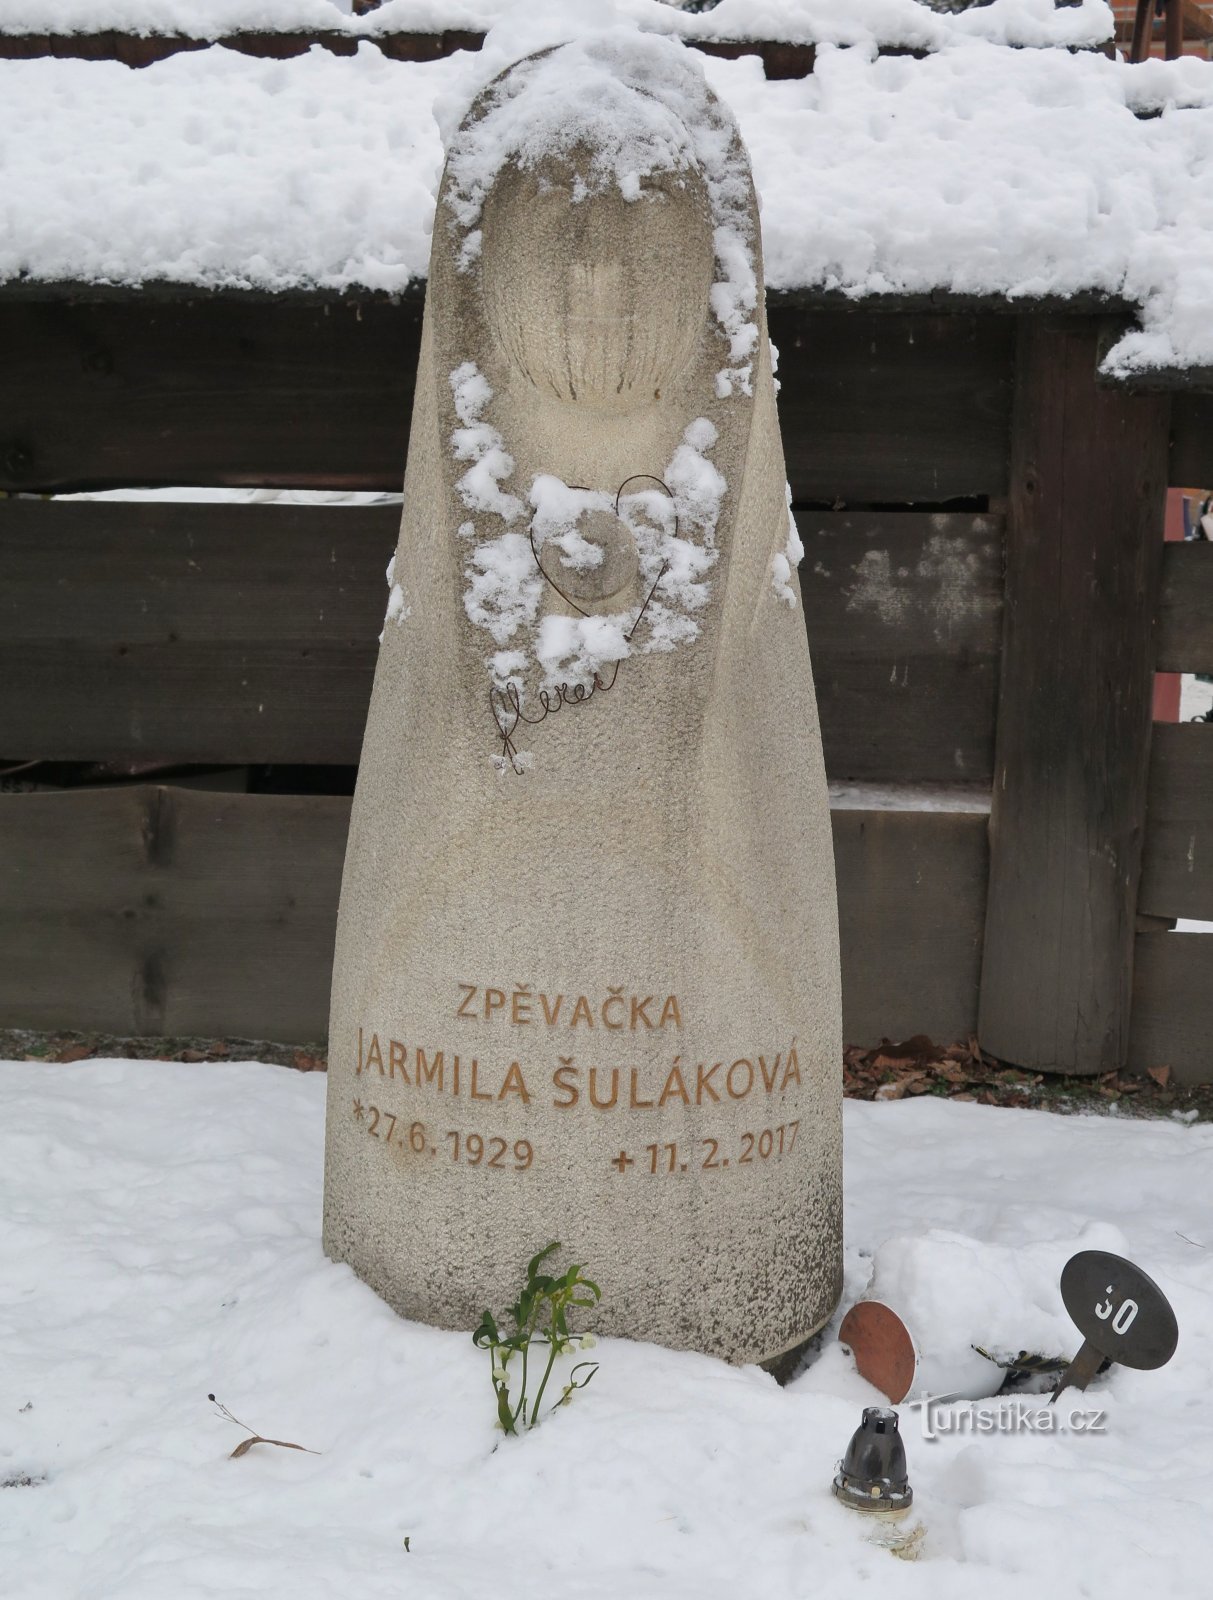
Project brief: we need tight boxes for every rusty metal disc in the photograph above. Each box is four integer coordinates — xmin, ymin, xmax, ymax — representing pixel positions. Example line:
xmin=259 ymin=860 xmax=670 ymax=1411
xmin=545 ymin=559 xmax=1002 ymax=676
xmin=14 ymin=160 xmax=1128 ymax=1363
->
xmin=838 ymin=1300 xmax=918 ymax=1404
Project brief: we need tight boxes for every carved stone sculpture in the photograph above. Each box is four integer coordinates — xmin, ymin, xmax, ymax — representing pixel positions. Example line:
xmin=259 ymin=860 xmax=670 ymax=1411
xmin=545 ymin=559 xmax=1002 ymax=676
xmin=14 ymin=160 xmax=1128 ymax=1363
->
xmin=324 ymin=31 xmax=842 ymax=1365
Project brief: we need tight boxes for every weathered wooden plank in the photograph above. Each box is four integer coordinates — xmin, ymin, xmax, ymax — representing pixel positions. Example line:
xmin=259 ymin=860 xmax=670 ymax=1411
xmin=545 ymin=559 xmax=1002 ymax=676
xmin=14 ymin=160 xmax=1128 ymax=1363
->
xmin=979 ymin=317 xmax=1171 ymax=1074
xmin=1171 ymin=394 xmax=1213 ymax=488
xmin=832 ymin=808 xmax=988 ymax=1048
xmin=0 ymin=296 xmax=419 ymax=493
xmin=1157 ymin=538 xmax=1213 ymax=674
xmin=0 ymin=498 xmax=395 ymax=764
xmin=0 ymin=785 xmax=348 ymax=1041
xmin=770 ymin=307 xmax=1014 ymax=504
xmin=0 ymin=786 xmax=987 ymax=1047
xmin=0 ymin=30 xmax=209 ymax=65
xmin=1140 ymin=722 xmax=1213 ymax=920
xmin=0 ymin=30 xmax=475 ymax=65
xmin=802 ymin=511 xmax=1003 ymax=784
xmin=0 ymin=295 xmax=1014 ymax=503
xmin=1129 ymin=932 xmax=1213 ymax=1086
xmin=1167 ymin=0 xmax=1185 ymax=58
xmin=0 ymin=499 xmax=1000 ymax=781
xmin=0 ymin=31 xmax=815 ymax=77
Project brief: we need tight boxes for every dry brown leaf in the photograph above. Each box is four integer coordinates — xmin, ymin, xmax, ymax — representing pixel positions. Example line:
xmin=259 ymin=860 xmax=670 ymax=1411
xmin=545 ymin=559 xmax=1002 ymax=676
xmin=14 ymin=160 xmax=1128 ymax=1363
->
xmin=229 ymin=1434 xmax=317 ymax=1460
xmin=55 ymin=1044 xmax=93 ymax=1063
xmin=1148 ymin=1065 xmax=1171 ymax=1088
xmin=874 ymin=1082 xmax=907 ymax=1101
xmin=210 ymin=1395 xmax=318 ymax=1461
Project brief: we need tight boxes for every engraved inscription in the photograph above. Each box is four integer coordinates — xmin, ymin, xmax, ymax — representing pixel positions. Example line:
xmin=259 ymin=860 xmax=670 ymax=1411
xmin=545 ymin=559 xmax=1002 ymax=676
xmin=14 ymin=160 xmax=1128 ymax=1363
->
xmin=356 ymin=1028 xmax=802 ymax=1110
xmin=455 ymin=983 xmax=683 ymax=1031
xmin=355 ymin=1031 xmax=533 ymax=1102
xmin=610 ymin=1122 xmax=800 ymax=1176
xmin=355 ymin=1102 xmax=534 ymax=1170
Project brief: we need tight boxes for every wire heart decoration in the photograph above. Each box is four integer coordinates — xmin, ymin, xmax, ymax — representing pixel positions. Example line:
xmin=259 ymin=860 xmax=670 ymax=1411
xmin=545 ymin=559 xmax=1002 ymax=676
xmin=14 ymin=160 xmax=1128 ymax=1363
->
xmin=527 ymin=474 xmax=674 ymax=619
xmin=490 ymin=474 xmax=675 ymax=773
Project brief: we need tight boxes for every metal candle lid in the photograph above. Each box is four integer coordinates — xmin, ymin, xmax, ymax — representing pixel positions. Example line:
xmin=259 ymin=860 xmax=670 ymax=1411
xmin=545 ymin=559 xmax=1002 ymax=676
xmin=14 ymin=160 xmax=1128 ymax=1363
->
xmin=833 ymin=1406 xmax=914 ymax=1515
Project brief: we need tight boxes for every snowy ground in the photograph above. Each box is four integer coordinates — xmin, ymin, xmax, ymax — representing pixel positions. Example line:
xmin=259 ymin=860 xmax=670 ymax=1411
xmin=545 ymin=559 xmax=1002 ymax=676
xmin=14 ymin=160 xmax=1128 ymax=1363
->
xmin=3 ymin=1059 xmax=1211 ymax=1599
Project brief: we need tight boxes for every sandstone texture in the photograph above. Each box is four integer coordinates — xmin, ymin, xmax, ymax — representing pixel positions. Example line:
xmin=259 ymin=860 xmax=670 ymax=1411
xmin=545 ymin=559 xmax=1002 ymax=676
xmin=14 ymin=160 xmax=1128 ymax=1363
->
xmin=324 ymin=31 xmax=842 ymax=1364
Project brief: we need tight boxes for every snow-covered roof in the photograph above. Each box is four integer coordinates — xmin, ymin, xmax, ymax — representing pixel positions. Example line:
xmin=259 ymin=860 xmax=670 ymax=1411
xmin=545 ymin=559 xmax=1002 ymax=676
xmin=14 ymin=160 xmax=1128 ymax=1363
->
xmin=0 ymin=0 xmax=1117 ymax=50
xmin=2 ymin=2 xmax=1212 ymax=377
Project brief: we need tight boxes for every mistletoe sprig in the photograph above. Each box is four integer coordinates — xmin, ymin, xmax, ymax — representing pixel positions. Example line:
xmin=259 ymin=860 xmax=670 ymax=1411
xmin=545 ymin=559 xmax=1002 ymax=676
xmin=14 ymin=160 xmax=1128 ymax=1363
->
xmin=472 ymin=1242 xmax=601 ymax=1435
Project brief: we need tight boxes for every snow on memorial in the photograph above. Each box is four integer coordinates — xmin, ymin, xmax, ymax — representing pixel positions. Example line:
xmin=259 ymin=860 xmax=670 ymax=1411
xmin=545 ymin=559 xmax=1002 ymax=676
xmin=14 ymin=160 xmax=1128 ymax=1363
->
xmin=323 ymin=29 xmax=842 ymax=1364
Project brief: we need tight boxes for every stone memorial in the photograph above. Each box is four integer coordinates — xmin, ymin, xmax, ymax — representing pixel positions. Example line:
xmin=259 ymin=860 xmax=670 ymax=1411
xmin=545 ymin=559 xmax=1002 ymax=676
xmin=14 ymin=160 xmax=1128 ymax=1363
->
xmin=323 ymin=30 xmax=842 ymax=1366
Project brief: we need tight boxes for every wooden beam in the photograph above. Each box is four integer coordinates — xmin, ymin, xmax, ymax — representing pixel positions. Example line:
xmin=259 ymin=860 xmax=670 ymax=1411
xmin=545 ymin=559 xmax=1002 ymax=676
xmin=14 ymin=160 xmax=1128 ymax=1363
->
xmin=1166 ymin=0 xmax=1185 ymax=57
xmin=833 ymin=808 xmax=988 ymax=1048
xmin=978 ymin=317 xmax=1170 ymax=1074
xmin=0 ymin=785 xmax=348 ymax=1041
xmin=1182 ymin=0 xmax=1213 ymax=41
xmin=1171 ymin=395 xmax=1213 ymax=488
xmin=1125 ymin=0 xmax=1213 ymax=49
xmin=0 ymin=30 xmax=209 ymax=65
xmin=1139 ymin=722 xmax=1213 ymax=919
xmin=0 ymin=30 xmax=480 ymax=66
xmin=1130 ymin=931 xmax=1213 ymax=1086
xmin=0 ymin=498 xmax=395 ymax=764
xmin=771 ymin=307 xmax=1014 ymax=504
xmin=801 ymin=511 xmax=1003 ymax=784
xmin=0 ymin=500 xmax=1000 ymax=782
xmin=1130 ymin=0 xmax=1153 ymax=61
xmin=0 ymin=29 xmax=816 ymax=77
xmin=0 ymin=786 xmax=988 ymax=1048
xmin=0 ymin=296 xmax=1015 ymax=504
xmin=1158 ymin=538 xmax=1213 ymax=674
xmin=0 ymin=296 xmax=419 ymax=493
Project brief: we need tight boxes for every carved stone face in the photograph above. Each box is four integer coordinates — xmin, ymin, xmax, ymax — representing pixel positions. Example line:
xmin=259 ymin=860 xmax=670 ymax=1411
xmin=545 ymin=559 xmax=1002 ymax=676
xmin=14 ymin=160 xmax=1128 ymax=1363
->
xmin=479 ymin=153 xmax=715 ymax=415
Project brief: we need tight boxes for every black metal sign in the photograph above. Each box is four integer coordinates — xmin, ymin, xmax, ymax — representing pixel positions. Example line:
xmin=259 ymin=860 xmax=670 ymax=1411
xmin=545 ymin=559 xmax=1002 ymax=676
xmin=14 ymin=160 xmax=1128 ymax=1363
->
xmin=1052 ymin=1250 xmax=1178 ymax=1401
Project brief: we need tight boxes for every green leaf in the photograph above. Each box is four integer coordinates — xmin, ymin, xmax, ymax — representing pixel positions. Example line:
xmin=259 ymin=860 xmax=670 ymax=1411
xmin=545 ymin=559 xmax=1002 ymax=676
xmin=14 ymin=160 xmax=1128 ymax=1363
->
xmin=495 ymin=1382 xmax=516 ymax=1435
xmin=478 ymin=1241 xmax=601 ymax=1434
xmin=526 ymin=1242 xmax=561 ymax=1280
xmin=472 ymin=1310 xmax=500 ymax=1349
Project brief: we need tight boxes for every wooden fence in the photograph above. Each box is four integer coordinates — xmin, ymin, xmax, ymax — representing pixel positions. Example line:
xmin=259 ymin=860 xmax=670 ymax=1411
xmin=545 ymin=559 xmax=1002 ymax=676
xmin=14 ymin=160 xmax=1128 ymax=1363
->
xmin=1 ymin=287 xmax=1211 ymax=1079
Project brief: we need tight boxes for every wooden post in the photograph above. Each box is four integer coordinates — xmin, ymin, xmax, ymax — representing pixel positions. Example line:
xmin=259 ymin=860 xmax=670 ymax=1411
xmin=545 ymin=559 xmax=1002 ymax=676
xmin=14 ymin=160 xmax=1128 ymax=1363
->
xmin=978 ymin=318 xmax=1169 ymax=1074
xmin=1165 ymin=0 xmax=1185 ymax=59
xmin=1130 ymin=0 xmax=1153 ymax=62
